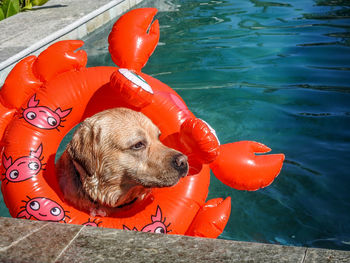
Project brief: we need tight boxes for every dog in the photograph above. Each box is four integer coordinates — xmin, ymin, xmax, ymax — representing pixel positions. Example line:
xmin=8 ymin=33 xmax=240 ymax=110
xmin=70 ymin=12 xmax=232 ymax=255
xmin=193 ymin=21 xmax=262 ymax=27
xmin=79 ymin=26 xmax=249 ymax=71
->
xmin=56 ymin=108 xmax=188 ymax=216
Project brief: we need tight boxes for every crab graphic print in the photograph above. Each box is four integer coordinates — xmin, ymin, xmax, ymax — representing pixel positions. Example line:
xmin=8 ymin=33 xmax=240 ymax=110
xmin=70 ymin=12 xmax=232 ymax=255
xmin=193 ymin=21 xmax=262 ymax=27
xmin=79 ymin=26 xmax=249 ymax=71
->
xmin=17 ymin=196 xmax=70 ymax=222
xmin=21 ymin=94 xmax=71 ymax=130
xmin=2 ymin=144 xmax=45 ymax=184
xmin=123 ymin=206 xmax=171 ymax=234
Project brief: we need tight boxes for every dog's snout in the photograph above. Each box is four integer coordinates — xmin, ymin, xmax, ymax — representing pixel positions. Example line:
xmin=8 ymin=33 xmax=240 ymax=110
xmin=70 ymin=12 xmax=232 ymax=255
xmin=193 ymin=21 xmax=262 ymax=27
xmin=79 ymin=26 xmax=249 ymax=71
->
xmin=172 ymin=154 xmax=188 ymax=177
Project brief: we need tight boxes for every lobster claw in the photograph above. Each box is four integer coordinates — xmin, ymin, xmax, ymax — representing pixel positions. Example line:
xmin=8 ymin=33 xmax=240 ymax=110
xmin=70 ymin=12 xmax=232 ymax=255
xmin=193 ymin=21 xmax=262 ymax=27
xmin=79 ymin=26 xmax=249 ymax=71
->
xmin=108 ymin=8 xmax=160 ymax=72
xmin=186 ymin=197 xmax=231 ymax=238
xmin=210 ymin=141 xmax=285 ymax=191
xmin=180 ymin=118 xmax=220 ymax=164
xmin=33 ymin=40 xmax=87 ymax=82
xmin=110 ymin=68 xmax=154 ymax=109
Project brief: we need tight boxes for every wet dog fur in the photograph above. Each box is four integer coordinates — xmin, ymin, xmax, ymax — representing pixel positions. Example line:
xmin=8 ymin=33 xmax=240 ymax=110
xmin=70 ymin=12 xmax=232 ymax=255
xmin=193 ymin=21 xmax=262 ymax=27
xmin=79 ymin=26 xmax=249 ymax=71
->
xmin=56 ymin=108 xmax=188 ymax=216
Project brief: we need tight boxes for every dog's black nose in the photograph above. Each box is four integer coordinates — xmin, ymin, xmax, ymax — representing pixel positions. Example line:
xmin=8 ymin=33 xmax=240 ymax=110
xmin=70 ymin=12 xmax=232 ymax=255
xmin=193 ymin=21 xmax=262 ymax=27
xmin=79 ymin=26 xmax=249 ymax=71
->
xmin=172 ymin=154 xmax=188 ymax=177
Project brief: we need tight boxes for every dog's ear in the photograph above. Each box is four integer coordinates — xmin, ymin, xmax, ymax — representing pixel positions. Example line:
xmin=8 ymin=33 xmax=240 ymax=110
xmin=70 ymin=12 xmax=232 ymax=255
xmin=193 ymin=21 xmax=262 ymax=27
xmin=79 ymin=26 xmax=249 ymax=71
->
xmin=67 ymin=122 xmax=104 ymax=191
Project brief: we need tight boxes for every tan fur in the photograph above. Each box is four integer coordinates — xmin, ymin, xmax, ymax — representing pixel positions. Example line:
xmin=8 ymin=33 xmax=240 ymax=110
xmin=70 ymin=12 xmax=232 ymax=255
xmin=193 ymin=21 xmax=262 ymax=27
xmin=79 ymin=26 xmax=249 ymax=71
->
xmin=56 ymin=108 xmax=188 ymax=216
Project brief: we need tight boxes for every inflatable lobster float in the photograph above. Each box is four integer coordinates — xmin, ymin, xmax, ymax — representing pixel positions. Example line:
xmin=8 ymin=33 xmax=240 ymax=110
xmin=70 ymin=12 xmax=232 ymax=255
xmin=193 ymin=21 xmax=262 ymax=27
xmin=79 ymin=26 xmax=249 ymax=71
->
xmin=0 ymin=8 xmax=284 ymax=238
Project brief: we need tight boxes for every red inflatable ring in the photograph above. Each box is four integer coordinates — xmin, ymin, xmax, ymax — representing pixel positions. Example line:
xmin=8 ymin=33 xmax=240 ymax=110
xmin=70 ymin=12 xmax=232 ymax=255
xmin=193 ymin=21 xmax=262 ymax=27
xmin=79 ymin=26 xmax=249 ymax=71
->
xmin=0 ymin=8 xmax=284 ymax=238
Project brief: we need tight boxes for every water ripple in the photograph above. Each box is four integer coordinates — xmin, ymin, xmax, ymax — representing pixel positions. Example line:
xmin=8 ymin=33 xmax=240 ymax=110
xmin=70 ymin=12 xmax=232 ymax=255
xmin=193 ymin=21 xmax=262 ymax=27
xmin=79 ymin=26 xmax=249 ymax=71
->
xmin=291 ymin=84 xmax=350 ymax=93
xmin=250 ymin=0 xmax=292 ymax=8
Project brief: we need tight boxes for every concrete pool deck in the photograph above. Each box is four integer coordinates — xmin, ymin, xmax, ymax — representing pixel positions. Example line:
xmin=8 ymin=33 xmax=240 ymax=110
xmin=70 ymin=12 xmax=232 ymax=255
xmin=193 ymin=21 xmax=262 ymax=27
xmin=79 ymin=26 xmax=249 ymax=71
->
xmin=1 ymin=217 xmax=350 ymax=263
xmin=1 ymin=0 xmax=350 ymax=262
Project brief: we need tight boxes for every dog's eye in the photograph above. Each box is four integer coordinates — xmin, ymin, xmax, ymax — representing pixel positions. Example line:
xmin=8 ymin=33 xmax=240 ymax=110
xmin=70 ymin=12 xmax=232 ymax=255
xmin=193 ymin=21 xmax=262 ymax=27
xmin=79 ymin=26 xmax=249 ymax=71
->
xmin=131 ymin=141 xmax=145 ymax=150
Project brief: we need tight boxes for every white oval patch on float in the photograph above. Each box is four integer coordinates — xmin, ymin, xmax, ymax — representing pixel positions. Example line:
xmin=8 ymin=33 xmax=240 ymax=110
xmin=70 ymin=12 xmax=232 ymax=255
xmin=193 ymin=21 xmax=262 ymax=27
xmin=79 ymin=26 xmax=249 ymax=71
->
xmin=118 ymin=68 xmax=154 ymax=94
xmin=199 ymin=119 xmax=220 ymax=146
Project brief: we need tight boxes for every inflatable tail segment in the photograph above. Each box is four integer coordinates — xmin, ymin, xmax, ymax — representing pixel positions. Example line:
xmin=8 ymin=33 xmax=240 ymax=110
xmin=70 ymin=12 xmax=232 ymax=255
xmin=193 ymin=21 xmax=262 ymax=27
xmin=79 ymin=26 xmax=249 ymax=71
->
xmin=108 ymin=8 xmax=159 ymax=72
xmin=210 ymin=141 xmax=285 ymax=191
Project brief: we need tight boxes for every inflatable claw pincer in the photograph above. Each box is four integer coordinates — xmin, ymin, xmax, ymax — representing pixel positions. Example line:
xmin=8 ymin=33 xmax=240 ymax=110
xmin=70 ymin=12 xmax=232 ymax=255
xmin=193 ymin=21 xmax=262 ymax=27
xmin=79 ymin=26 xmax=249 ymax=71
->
xmin=0 ymin=8 xmax=285 ymax=238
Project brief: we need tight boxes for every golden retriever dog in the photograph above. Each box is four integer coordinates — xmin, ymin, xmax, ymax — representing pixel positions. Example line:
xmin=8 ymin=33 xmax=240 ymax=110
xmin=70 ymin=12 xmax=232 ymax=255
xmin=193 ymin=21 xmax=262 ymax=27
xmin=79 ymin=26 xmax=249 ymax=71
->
xmin=56 ymin=108 xmax=188 ymax=216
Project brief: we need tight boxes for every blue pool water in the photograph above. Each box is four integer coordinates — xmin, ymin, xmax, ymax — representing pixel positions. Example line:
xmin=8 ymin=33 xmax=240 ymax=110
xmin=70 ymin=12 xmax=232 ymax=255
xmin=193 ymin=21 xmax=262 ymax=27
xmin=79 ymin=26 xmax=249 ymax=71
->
xmin=2 ymin=0 xmax=350 ymax=250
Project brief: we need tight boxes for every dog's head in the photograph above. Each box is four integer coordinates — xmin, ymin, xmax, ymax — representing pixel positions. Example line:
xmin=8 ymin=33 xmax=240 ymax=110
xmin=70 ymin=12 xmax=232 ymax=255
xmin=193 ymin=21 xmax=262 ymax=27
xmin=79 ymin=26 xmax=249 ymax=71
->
xmin=66 ymin=108 xmax=188 ymax=208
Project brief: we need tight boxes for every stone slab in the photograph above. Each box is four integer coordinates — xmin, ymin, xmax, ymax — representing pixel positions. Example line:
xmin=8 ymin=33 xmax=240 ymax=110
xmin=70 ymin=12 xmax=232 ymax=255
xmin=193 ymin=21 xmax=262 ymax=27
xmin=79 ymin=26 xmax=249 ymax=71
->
xmin=56 ymin=226 xmax=305 ymax=263
xmin=1 ymin=217 xmax=349 ymax=263
xmin=304 ymin=247 xmax=350 ymax=263
xmin=0 ymin=217 xmax=49 ymax=249
xmin=0 ymin=217 xmax=83 ymax=263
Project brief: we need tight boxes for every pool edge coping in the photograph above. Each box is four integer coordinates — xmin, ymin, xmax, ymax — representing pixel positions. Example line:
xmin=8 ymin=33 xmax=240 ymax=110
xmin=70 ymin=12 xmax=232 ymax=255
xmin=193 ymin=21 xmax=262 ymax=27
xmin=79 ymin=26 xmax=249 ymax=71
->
xmin=1 ymin=217 xmax=350 ymax=262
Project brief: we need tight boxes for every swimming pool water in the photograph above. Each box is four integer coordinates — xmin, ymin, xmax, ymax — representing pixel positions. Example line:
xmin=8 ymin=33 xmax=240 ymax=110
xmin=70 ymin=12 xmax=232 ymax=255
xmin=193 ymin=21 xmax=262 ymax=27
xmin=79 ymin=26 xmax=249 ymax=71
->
xmin=2 ymin=0 xmax=350 ymax=250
